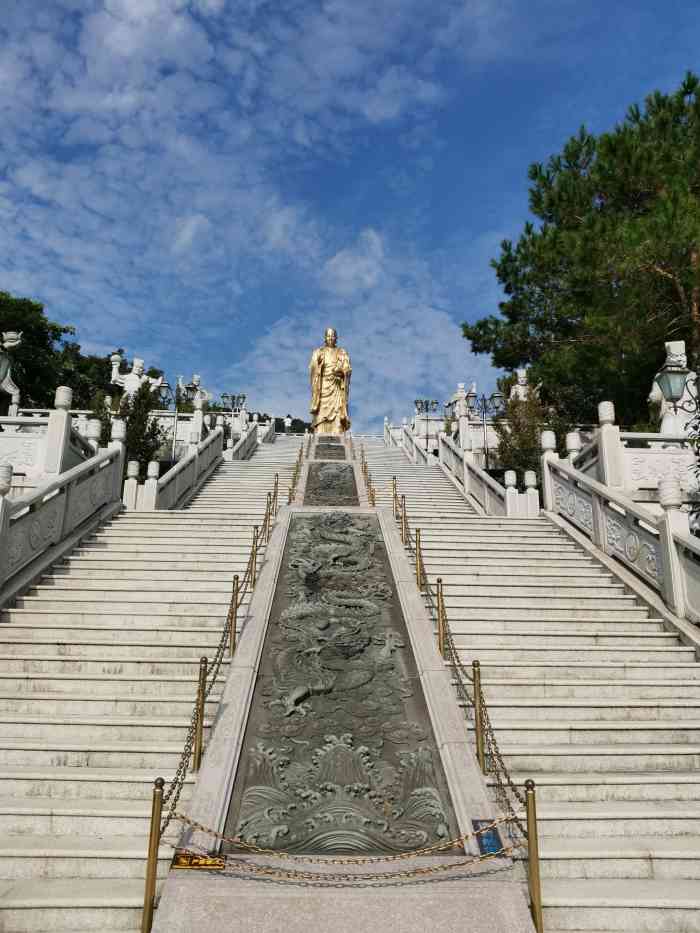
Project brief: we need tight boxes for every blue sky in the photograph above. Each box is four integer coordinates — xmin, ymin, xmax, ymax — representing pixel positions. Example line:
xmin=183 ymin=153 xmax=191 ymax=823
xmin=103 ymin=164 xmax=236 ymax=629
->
xmin=1 ymin=0 xmax=698 ymax=429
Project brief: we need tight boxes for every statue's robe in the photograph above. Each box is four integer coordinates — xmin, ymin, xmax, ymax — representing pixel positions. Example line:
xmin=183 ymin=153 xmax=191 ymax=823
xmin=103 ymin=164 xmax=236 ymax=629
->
xmin=309 ymin=345 xmax=351 ymax=433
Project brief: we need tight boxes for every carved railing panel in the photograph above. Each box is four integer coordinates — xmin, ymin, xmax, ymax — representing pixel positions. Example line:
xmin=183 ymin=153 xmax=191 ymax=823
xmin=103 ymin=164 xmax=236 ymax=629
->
xmin=602 ymin=503 xmax=663 ymax=588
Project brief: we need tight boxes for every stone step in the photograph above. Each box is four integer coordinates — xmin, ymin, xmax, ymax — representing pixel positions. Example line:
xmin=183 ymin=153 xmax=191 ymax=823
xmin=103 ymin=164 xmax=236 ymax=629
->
xmin=480 ymin=698 xmax=700 ymax=721
xmin=91 ymin=530 xmax=259 ymax=543
xmin=526 ymin=836 xmax=700 ymax=880
xmin=0 ymin=834 xmax=172 ymax=880
xmin=0 ymin=692 xmax=216 ymax=717
xmin=0 ymin=738 xmax=189 ymax=769
xmin=0 ymin=638 xmax=224 ymax=660
xmin=0 ymin=620 xmax=227 ymax=639
xmin=479 ymin=719 xmax=700 ymax=745
xmin=0 ymin=795 xmax=181 ymax=836
xmin=479 ymin=679 xmax=700 ymax=699
xmin=0 ymin=878 xmax=148 ymax=932
xmin=424 ymin=554 xmax=599 ymax=566
xmin=467 ymin=661 xmax=700 ymax=680
xmin=501 ymin=743 xmax=700 ymax=772
xmin=427 ymin=567 xmax=609 ymax=579
xmin=498 ymin=772 xmax=700 ymax=803
xmin=443 ymin=594 xmax=641 ymax=610
xmin=521 ymin=800 xmax=700 ymax=838
xmin=0 ymin=655 xmax=229 ymax=676
xmin=37 ymin=578 xmax=234 ymax=592
xmin=62 ymin=558 xmax=237 ymax=571
xmin=52 ymin=568 xmax=235 ymax=581
xmin=0 ymin=673 xmax=224 ymax=696
xmin=0 ymin=609 xmax=241 ymax=628
xmin=450 ymin=631 xmax=676 ymax=648
xmin=541 ymin=878 xmax=700 ymax=931
xmin=0 ymin=766 xmax=194 ymax=800
xmin=449 ymin=606 xmax=655 ymax=620
xmin=0 ymin=713 xmax=207 ymax=743
xmin=440 ymin=583 xmax=627 ymax=597
xmin=451 ymin=619 xmax=665 ymax=634
xmin=457 ymin=645 xmax=692 ymax=663
xmin=16 ymin=597 xmax=230 ymax=613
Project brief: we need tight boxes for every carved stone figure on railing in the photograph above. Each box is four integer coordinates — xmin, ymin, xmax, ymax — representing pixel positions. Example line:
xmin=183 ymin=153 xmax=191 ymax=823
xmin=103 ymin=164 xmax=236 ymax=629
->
xmin=0 ymin=331 xmax=22 ymax=416
xmin=509 ymin=369 xmax=540 ymax=402
xmin=110 ymin=353 xmax=164 ymax=400
xmin=648 ymin=340 xmax=697 ymax=437
xmin=177 ymin=373 xmax=212 ymax=405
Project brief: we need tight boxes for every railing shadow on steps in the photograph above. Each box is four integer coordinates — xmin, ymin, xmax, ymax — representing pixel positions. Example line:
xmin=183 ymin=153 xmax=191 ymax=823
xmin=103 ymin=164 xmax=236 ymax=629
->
xmin=140 ymin=465 xmax=283 ymax=933
xmin=391 ymin=476 xmax=545 ymax=933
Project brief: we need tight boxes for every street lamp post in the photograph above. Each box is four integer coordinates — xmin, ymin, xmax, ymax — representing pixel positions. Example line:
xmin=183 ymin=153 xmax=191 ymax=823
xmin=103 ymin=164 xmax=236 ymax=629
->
xmin=466 ymin=390 xmax=505 ymax=470
xmin=655 ymin=360 xmax=699 ymax=417
xmin=414 ymin=399 xmax=439 ymax=454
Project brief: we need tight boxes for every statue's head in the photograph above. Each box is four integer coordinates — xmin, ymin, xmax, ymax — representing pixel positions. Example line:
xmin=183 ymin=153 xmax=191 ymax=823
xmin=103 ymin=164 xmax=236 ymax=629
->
xmin=324 ymin=327 xmax=338 ymax=348
xmin=516 ymin=368 xmax=528 ymax=386
xmin=665 ymin=340 xmax=687 ymax=368
xmin=133 ymin=358 xmax=145 ymax=375
xmin=192 ymin=374 xmax=201 ymax=386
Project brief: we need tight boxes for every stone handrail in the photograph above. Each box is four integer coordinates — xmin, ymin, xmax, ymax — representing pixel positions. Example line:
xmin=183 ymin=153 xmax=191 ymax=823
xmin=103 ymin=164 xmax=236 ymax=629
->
xmin=0 ymin=416 xmax=51 ymax=430
xmin=620 ymin=432 xmax=693 ymax=446
xmin=230 ymin=425 xmax=258 ymax=461
xmin=257 ymin=419 xmax=276 ymax=444
xmin=541 ymin=445 xmax=700 ymax=621
xmin=401 ymin=423 xmax=428 ymax=464
xmin=0 ymin=445 xmax=123 ymax=592
xmin=152 ymin=427 xmax=224 ymax=511
xmin=439 ymin=432 xmax=539 ymax=518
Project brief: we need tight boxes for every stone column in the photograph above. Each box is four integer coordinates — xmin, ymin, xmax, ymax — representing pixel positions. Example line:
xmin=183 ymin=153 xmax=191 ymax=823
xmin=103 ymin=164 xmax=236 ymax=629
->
xmin=192 ymin=397 xmax=204 ymax=441
xmin=524 ymin=470 xmax=540 ymax=517
xmin=122 ymin=461 xmax=140 ymax=510
xmin=41 ymin=386 xmax=73 ymax=477
xmin=0 ymin=464 xmax=13 ymax=585
xmin=109 ymin=418 xmax=126 ymax=501
xmin=139 ymin=461 xmax=160 ymax=511
xmin=504 ymin=470 xmax=518 ymax=517
xmin=658 ymin=476 xmax=689 ymax=618
xmin=86 ymin=419 xmax=102 ymax=454
xmin=565 ymin=431 xmax=582 ymax=466
xmin=597 ymin=401 xmax=624 ymax=488
xmin=540 ymin=430 xmax=559 ymax=511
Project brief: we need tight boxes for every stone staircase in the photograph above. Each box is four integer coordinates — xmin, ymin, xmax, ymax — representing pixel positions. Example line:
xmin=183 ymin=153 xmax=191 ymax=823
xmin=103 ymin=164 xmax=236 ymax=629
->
xmin=364 ymin=437 xmax=700 ymax=933
xmin=0 ymin=436 xmax=301 ymax=931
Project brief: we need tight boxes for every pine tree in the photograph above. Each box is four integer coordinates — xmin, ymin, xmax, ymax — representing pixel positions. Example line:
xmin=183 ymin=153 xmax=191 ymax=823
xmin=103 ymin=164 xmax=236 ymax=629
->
xmin=463 ymin=72 xmax=700 ymax=426
xmin=119 ymin=383 xmax=165 ymax=478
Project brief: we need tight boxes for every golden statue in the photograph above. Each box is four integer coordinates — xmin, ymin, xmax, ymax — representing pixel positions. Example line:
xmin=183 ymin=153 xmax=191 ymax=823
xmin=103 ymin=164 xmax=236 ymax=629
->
xmin=309 ymin=327 xmax=352 ymax=433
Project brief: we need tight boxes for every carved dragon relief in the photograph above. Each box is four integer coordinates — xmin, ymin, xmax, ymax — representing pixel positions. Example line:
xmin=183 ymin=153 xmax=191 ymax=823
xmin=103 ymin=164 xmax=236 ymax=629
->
xmin=225 ymin=512 xmax=456 ymax=854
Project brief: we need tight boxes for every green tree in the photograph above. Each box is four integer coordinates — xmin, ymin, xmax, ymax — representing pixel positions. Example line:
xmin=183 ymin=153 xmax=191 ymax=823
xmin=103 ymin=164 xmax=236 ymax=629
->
xmin=463 ymin=72 xmax=700 ymax=426
xmin=494 ymin=390 xmax=570 ymax=480
xmin=119 ymin=383 xmax=165 ymax=478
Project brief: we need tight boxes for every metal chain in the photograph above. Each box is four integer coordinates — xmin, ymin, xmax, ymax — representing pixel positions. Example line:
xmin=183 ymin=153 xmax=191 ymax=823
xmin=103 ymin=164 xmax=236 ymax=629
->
xmin=393 ymin=480 xmax=527 ymax=839
xmin=159 ymin=474 xmax=279 ymax=835
xmin=170 ymin=810 xmax=522 ymax=864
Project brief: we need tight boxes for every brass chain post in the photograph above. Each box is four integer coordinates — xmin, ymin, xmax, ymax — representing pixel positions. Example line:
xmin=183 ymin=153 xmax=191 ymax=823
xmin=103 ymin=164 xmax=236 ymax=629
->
xmin=415 ymin=528 xmax=423 ymax=590
xmin=436 ymin=578 xmax=446 ymax=659
xmin=400 ymin=495 xmax=407 ymax=544
xmin=251 ymin=526 xmax=259 ymax=586
xmin=141 ymin=777 xmax=164 ymax=933
xmin=472 ymin=660 xmax=486 ymax=772
xmin=525 ymin=779 xmax=544 ymax=933
xmin=273 ymin=473 xmax=279 ymax=516
xmin=193 ymin=657 xmax=208 ymax=772
xmin=266 ymin=492 xmax=272 ymax=542
xmin=229 ymin=575 xmax=239 ymax=655
xmin=392 ymin=476 xmax=398 ymax=517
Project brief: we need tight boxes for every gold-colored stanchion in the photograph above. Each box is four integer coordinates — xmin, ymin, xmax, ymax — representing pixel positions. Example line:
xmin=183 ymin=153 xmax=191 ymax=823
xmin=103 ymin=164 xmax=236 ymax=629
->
xmin=141 ymin=777 xmax=164 ymax=933
xmin=525 ymin=779 xmax=544 ymax=933
xmin=229 ymin=575 xmax=239 ymax=655
xmin=251 ymin=526 xmax=259 ymax=586
xmin=265 ymin=492 xmax=273 ymax=542
xmin=436 ymin=577 xmax=446 ymax=659
xmin=193 ymin=657 xmax=208 ymax=772
xmin=400 ymin=495 xmax=407 ymax=544
xmin=472 ymin=660 xmax=486 ymax=773
xmin=273 ymin=473 xmax=279 ymax=516
xmin=415 ymin=528 xmax=423 ymax=590
xmin=392 ymin=476 xmax=398 ymax=517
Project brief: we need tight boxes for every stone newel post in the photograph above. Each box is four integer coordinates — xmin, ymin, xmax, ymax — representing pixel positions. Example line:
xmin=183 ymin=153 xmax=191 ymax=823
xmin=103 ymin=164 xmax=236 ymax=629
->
xmin=140 ymin=461 xmax=160 ymax=511
xmin=658 ymin=476 xmax=689 ymax=618
xmin=524 ymin=470 xmax=540 ymax=517
xmin=109 ymin=419 xmax=127 ymax=501
xmin=86 ymin=419 xmax=102 ymax=453
xmin=504 ymin=470 xmax=518 ymax=517
xmin=597 ymin=401 xmax=624 ymax=488
xmin=41 ymin=386 xmax=73 ymax=477
xmin=122 ymin=461 xmax=140 ymax=510
xmin=540 ymin=430 xmax=558 ymax=511
xmin=565 ymin=431 xmax=582 ymax=466
xmin=0 ymin=464 xmax=13 ymax=585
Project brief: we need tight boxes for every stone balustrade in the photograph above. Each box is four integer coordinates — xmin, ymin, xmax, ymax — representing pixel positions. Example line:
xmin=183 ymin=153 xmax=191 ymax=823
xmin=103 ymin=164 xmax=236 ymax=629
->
xmin=0 ymin=417 xmax=126 ymax=605
xmin=541 ymin=429 xmax=700 ymax=624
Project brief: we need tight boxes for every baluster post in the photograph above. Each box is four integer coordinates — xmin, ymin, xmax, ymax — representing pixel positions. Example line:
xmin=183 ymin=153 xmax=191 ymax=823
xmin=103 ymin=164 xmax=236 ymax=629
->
xmin=192 ymin=658 xmax=207 ymax=772
xmin=525 ymin=780 xmax=544 ymax=933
